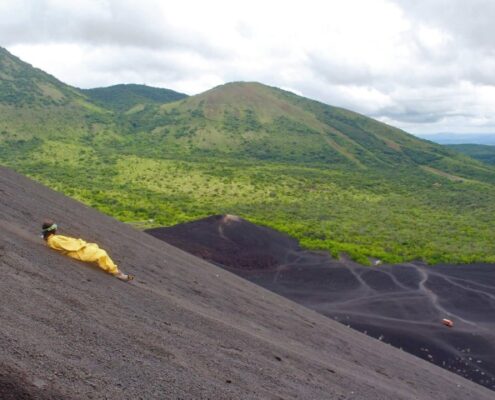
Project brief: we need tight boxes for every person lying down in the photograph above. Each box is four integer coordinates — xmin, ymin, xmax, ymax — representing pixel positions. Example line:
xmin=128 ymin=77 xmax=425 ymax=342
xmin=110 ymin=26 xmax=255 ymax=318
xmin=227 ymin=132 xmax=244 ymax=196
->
xmin=41 ymin=220 xmax=134 ymax=282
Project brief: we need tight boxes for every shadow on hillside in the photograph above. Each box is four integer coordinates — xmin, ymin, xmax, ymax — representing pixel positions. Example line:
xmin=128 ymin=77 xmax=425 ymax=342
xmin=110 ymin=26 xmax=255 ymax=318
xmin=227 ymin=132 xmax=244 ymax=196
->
xmin=0 ymin=364 xmax=64 ymax=400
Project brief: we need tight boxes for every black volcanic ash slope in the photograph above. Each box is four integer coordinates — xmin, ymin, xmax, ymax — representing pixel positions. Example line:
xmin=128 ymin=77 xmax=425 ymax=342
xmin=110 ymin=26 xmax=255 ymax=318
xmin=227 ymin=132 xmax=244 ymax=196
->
xmin=147 ymin=214 xmax=302 ymax=270
xmin=1 ymin=168 xmax=494 ymax=399
xmin=146 ymin=215 xmax=495 ymax=392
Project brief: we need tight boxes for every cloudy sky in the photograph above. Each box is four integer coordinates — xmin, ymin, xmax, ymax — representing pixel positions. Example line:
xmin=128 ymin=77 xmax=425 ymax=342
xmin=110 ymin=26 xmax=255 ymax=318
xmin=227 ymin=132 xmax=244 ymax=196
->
xmin=1 ymin=0 xmax=494 ymax=137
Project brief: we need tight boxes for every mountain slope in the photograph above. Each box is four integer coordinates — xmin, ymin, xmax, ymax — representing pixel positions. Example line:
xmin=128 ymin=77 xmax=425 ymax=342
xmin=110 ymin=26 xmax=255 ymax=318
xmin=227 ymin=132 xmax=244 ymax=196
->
xmin=0 ymin=46 xmax=110 ymax=123
xmin=0 ymin=46 xmax=118 ymax=168
xmin=2 ymin=48 xmax=495 ymax=264
xmin=0 ymin=45 xmax=491 ymax=178
xmin=82 ymin=84 xmax=188 ymax=112
xmin=0 ymin=48 xmax=183 ymax=147
xmin=0 ymin=47 xmax=85 ymax=107
xmin=120 ymin=81 xmax=494 ymax=178
xmin=1 ymin=165 xmax=494 ymax=399
xmin=146 ymin=215 xmax=495 ymax=390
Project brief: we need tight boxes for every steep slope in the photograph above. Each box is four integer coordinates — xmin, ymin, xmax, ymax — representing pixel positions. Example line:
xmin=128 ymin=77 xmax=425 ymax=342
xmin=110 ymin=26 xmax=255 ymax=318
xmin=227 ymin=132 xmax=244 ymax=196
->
xmin=146 ymin=214 xmax=300 ymax=269
xmin=82 ymin=84 xmax=187 ymax=112
xmin=146 ymin=215 xmax=495 ymax=390
xmin=0 ymin=46 xmax=119 ymax=170
xmin=1 ymin=167 xmax=494 ymax=399
xmin=146 ymin=214 xmax=301 ymax=269
xmin=0 ymin=48 xmax=184 ymax=162
xmin=0 ymin=47 xmax=111 ymax=139
xmin=0 ymin=47 xmax=85 ymax=107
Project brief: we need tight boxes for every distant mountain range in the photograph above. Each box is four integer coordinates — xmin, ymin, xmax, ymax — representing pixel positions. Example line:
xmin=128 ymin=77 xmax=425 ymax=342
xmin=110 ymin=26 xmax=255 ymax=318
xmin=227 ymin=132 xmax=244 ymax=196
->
xmin=1 ymin=46 xmax=495 ymax=264
xmin=418 ymin=133 xmax=495 ymax=145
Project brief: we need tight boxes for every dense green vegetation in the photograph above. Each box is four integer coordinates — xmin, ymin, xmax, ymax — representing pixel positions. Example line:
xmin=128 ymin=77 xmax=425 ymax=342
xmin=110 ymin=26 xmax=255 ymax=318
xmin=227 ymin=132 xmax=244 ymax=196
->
xmin=1 ymin=46 xmax=495 ymax=265
xmin=448 ymin=144 xmax=495 ymax=165
xmin=5 ymin=144 xmax=495 ymax=265
xmin=82 ymin=84 xmax=188 ymax=112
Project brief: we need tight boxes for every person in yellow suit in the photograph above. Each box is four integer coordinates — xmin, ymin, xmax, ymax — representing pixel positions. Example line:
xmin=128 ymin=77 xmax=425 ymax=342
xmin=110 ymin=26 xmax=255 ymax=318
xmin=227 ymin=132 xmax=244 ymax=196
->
xmin=42 ymin=220 xmax=134 ymax=281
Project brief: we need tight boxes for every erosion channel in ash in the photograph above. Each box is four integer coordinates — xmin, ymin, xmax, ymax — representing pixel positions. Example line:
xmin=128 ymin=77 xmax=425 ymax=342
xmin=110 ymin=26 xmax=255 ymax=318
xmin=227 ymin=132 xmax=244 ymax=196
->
xmin=147 ymin=214 xmax=495 ymax=391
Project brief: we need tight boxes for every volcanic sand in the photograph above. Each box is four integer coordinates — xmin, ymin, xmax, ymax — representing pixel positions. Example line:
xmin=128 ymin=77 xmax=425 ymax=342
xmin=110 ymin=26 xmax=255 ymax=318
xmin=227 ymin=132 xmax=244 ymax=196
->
xmin=1 ymin=167 xmax=494 ymax=399
xmin=147 ymin=214 xmax=495 ymax=392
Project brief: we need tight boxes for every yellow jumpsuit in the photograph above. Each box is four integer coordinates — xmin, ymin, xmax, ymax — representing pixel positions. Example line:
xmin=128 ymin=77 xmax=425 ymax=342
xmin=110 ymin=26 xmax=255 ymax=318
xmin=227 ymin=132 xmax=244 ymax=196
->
xmin=47 ymin=235 xmax=119 ymax=275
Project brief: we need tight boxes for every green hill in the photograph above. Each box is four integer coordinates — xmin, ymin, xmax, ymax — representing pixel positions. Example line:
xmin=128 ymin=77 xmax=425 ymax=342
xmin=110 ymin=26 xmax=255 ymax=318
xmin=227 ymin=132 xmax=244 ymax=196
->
xmin=448 ymin=144 xmax=495 ymax=165
xmin=1 ymin=47 xmax=495 ymax=264
xmin=0 ymin=47 xmax=85 ymax=107
xmin=82 ymin=84 xmax=187 ymax=112
xmin=0 ymin=46 xmax=117 ymax=147
xmin=124 ymin=81 xmax=447 ymax=166
xmin=118 ymin=82 xmax=494 ymax=181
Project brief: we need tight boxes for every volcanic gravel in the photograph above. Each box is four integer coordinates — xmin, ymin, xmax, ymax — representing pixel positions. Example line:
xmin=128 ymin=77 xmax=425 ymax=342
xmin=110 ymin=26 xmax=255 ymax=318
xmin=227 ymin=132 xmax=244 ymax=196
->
xmin=147 ymin=214 xmax=495 ymax=392
xmin=1 ymin=166 xmax=494 ymax=399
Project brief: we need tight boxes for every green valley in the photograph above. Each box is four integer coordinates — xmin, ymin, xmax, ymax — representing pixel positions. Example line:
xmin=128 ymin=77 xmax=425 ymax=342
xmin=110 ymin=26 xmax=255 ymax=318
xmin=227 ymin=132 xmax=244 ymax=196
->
xmin=1 ymin=46 xmax=495 ymax=265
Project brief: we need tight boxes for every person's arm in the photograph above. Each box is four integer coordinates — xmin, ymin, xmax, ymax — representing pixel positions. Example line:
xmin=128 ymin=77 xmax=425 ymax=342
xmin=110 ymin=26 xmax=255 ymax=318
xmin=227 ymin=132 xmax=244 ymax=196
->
xmin=47 ymin=235 xmax=87 ymax=252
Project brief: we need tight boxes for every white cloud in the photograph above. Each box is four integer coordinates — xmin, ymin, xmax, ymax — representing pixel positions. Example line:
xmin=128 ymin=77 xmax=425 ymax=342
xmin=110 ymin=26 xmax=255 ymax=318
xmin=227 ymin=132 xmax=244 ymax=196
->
xmin=1 ymin=0 xmax=494 ymax=135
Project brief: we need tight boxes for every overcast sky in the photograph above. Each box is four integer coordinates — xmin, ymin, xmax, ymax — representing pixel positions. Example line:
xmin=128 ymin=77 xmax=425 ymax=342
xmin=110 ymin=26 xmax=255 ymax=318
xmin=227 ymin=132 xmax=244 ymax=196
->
xmin=1 ymin=0 xmax=494 ymax=136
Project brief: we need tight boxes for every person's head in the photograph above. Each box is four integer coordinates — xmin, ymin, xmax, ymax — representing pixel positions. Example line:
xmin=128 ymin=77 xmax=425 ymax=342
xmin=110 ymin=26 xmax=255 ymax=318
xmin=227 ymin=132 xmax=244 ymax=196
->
xmin=41 ymin=220 xmax=57 ymax=240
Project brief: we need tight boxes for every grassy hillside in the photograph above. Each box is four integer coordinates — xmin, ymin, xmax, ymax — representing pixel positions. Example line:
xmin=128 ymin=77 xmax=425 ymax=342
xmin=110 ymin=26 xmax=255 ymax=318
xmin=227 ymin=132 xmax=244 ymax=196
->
xmin=82 ymin=84 xmax=188 ymax=112
xmin=115 ymin=82 xmax=495 ymax=182
xmin=1 ymin=47 xmax=495 ymax=264
xmin=448 ymin=144 xmax=495 ymax=165
xmin=0 ymin=46 xmax=118 ymax=153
